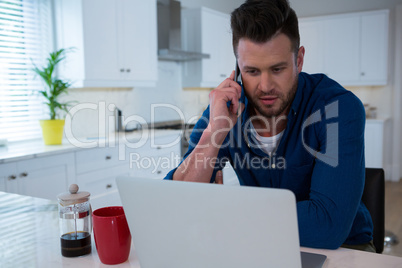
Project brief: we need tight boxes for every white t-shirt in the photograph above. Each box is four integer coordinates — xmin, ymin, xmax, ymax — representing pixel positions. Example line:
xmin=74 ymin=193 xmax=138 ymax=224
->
xmin=250 ymin=123 xmax=284 ymax=155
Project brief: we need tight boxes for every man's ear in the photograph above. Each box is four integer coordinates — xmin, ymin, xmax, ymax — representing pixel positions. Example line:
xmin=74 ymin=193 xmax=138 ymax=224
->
xmin=297 ymin=46 xmax=305 ymax=73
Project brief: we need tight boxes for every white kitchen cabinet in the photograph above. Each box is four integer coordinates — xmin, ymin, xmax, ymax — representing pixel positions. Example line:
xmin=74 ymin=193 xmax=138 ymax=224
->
xmin=182 ymin=7 xmax=235 ymax=88
xmin=74 ymin=133 xmax=181 ymax=208
xmin=0 ymin=177 xmax=5 ymax=192
xmin=54 ymin=0 xmax=157 ymax=88
xmin=360 ymin=11 xmax=389 ymax=85
xmin=0 ymin=132 xmax=182 ymax=203
xmin=0 ymin=162 xmax=16 ymax=192
xmin=299 ymin=10 xmax=389 ymax=86
xmin=299 ymin=20 xmax=325 ymax=75
xmin=323 ymin=16 xmax=360 ymax=84
xmin=0 ymin=153 xmax=75 ymax=200
xmin=76 ymin=163 xmax=128 ymax=210
xmin=127 ymin=133 xmax=181 ymax=179
xmin=75 ymin=146 xmax=122 ymax=174
xmin=365 ymin=118 xmax=392 ymax=181
xmin=75 ymin=147 xmax=128 ymax=209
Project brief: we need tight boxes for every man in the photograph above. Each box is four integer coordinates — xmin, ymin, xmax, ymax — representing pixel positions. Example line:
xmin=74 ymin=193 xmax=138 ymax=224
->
xmin=164 ymin=0 xmax=374 ymax=251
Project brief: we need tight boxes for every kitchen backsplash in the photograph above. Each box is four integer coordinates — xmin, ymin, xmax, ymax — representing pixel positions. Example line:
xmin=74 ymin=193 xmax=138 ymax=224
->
xmin=347 ymin=84 xmax=393 ymax=119
xmin=60 ymin=61 xmax=210 ymax=139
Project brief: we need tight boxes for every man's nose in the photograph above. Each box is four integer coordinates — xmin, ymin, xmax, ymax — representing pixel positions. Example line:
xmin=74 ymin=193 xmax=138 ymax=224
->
xmin=258 ymin=72 xmax=274 ymax=93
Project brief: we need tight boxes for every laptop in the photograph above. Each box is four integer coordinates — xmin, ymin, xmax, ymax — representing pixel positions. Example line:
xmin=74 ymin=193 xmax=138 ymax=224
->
xmin=116 ymin=176 xmax=327 ymax=268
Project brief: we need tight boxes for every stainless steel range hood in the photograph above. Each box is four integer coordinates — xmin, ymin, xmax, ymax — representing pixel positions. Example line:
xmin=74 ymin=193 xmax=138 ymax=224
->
xmin=157 ymin=0 xmax=210 ymax=61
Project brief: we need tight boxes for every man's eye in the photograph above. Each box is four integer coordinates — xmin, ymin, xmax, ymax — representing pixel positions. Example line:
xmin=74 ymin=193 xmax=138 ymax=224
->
xmin=273 ymin=68 xmax=283 ymax=73
xmin=246 ymin=70 xmax=258 ymax=75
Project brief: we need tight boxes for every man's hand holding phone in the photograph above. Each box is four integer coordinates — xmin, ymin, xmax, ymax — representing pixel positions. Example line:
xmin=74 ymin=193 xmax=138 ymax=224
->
xmin=207 ymin=70 xmax=244 ymax=140
xmin=172 ymin=67 xmax=244 ymax=183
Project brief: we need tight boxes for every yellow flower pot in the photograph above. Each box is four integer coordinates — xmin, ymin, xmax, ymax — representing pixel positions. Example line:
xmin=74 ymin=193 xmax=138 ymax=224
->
xmin=40 ymin=119 xmax=65 ymax=145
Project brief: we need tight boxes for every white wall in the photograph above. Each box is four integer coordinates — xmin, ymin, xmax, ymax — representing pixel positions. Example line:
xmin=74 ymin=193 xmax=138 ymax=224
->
xmin=394 ymin=4 xmax=402 ymax=181
xmin=292 ymin=0 xmax=402 ymax=17
xmin=179 ymin=0 xmax=243 ymax=14
xmin=180 ymin=0 xmax=402 ymax=17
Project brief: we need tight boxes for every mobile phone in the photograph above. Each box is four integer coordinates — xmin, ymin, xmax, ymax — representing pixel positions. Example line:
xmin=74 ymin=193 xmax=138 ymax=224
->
xmin=234 ymin=60 xmax=245 ymax=118
xmin=234 ymin=59 xmax=242 ymax=84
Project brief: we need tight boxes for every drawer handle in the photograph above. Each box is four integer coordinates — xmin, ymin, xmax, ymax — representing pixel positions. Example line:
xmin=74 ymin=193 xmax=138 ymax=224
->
xmin=156 ymin=146 xmax=162 ymax=150
xmin=8 ymin=175 xmax=17 ymax=180
xmin=126 ymin=69 xmax=131 ymax=73
xmin=106 ymin=184 xmax=112 ymax=189
xmin=105 ymin=156 xmax=112 ymax=160
xmin=120 ymin=68 xmax=125 ymax=72
xmin=20 ymin=172 xmax=28 ymax=177
xmin=157 ymin=170 xmax=162 ymax=174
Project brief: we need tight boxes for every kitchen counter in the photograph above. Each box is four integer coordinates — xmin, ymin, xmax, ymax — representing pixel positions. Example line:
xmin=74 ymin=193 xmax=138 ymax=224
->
xmin=0 ymin=119 xmax=387 ymax=164
xmin=0 ymin=130 xmax=182 ymax=163
xmin=0 ymin=191 xmax=141 ymax=268
xmin=1 ymin=191 xmax=402 ymax=268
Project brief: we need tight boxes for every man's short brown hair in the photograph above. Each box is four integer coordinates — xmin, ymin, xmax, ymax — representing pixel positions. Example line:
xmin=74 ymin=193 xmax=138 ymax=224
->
xmin=231 ymin=0 xmax=300 ymax=57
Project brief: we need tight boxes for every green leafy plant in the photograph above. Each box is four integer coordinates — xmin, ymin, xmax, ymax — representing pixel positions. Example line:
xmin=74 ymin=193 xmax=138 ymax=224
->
xmin=32 ymin=48 xmax=74 ymax=120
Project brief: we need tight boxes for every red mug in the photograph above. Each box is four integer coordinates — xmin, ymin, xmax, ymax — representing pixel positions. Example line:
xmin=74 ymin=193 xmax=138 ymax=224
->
xmin=93 ymin=206 xmax=132 ymax=265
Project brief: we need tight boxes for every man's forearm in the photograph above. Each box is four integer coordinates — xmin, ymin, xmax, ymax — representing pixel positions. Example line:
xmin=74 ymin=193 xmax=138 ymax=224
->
xmin=173 ymin=127 xmax=227 ymax=183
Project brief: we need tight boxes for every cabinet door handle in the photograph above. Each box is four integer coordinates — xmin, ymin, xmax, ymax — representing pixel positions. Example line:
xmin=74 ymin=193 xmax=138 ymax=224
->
xmin=106 ymin=184 xmax=112 ymax=189
xmin=220 ymin=74 xmax=226 ymax=77
xmin=20 ymin=172 xmax=28 ymax=177
xmin=106 ymin=156 xmax=112 ymax=160
xmin=120 ymin=68 xmax=125 ymax=72
xmin=8 ymin=175 xmax=17 ymax=180
xmin=156 ymin=146 xmax=162 ymax=150
xmin=126 ymin=69 xmax=131 ymax=73
xmin=361 ymin=72 xmax=365 ymax=76
xmin=157 ymin=170 xmax=162 ymax=174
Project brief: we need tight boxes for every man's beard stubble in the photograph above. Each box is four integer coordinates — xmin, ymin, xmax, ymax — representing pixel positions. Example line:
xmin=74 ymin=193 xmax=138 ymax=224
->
xmin=245 ymin=76 xmax=298 ymax=119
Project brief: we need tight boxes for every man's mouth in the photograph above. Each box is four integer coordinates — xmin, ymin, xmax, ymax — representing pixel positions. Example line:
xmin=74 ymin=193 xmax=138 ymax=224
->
xmin=259 ymin=96 xmax=278 ymax=106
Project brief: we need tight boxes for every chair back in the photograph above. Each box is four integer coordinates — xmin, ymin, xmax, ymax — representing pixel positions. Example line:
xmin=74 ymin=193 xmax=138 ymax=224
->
xmin=361 ymin=168 xmax=385 ymax=253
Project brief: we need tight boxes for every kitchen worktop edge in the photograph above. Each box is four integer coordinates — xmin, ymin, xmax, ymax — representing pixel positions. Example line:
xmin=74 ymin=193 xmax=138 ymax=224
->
xmin=0 ymin=130 xmax=182 ymax=163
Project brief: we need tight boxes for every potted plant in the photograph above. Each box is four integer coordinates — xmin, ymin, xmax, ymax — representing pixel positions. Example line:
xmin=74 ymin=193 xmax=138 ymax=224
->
xmin=32 ymin=48 xmax=73 ymax=145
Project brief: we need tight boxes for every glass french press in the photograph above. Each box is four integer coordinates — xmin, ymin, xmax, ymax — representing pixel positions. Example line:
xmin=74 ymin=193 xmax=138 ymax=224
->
xmin=58 ymin=184 xmax=92 ymax=257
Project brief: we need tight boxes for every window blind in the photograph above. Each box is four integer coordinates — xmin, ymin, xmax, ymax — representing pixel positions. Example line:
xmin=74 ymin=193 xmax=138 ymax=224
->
xmin=0 ymin=0 xmax=53 ymax=143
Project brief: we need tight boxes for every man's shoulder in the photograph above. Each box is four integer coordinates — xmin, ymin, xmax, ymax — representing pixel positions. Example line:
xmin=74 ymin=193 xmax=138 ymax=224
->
xmin=301 ymin=72 xmax=363 ymax=108
xmin=302 ymin=72 xmax=347 ymax=96
xmin=299 ymin=72 xmax=365 ymax=132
